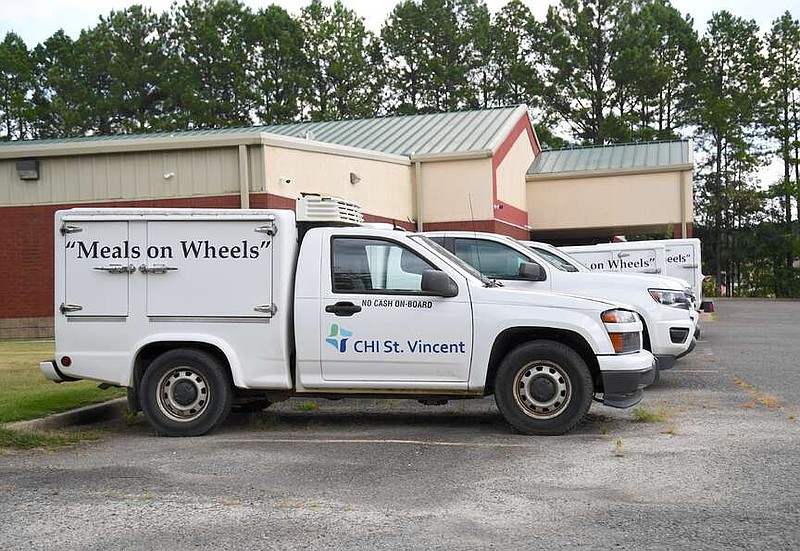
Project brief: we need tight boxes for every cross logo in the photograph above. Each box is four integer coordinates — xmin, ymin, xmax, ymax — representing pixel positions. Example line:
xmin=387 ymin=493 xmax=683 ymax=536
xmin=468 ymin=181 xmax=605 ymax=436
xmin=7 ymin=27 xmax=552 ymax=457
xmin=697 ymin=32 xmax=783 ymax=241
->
xmin=325 ymin=324 xmax=353 ymax=353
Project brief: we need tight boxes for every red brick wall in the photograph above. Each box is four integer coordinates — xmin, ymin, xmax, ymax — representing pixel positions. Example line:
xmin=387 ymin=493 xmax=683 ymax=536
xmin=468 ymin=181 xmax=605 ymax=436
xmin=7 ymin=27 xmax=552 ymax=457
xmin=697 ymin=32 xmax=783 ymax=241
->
xmin=0 ymin=193 xmax=420 ymax=322
xmin=673 ymin=223 xmax=694 ymax=238
xmin=424 ymin=220 xmax=530 ymax=240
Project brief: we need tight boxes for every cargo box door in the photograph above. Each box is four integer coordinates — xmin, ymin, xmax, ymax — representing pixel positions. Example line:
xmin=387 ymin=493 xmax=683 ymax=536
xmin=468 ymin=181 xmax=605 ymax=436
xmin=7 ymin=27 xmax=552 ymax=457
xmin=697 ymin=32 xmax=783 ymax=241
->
xmin=613 ymin=247 xmax=662 ymax=274
xmin=63 ymin=221 xmax=131 ymax=317
xmin=571 ymin=250 xmax=616 ymax=272
xmin=144 ymin=221 xmax=273 ymax=318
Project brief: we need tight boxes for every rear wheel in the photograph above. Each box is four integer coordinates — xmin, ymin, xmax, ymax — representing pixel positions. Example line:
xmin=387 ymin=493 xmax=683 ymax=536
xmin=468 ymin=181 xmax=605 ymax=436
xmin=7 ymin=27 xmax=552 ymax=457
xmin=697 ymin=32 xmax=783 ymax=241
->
xmin=494 ymin=341 xmax=593 ymax=435
xmin=140 ymin=348 xmax=233 ymax=437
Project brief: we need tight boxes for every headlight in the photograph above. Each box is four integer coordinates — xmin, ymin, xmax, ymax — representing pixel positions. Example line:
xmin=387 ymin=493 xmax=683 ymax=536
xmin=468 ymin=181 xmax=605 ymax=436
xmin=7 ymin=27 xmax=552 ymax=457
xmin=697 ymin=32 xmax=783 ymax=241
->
xmin=649 ymin=289 xmax=690 ymax=309
xmin=601 ymin=309 xmax=637 ymax=324
xmin=601 ymin=309 xmax=641 ymax=353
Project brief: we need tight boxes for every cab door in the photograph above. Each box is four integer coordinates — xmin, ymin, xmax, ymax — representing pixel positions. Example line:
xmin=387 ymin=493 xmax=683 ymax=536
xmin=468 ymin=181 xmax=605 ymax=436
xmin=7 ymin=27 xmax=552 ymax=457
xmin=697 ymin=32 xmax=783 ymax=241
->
xmin=319 ymin=236 xmax=473 ymax=385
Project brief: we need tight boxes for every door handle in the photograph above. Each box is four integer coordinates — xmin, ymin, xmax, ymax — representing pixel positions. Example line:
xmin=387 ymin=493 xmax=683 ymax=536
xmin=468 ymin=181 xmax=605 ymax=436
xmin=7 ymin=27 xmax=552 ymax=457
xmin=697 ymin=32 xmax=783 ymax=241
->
xmin=93 ymin=264 xmax=136 ymax=274
xmin=139 ymin=263 xmax=178 ymax=274
xmin=325 ymin=301 xmax=362 ymax=317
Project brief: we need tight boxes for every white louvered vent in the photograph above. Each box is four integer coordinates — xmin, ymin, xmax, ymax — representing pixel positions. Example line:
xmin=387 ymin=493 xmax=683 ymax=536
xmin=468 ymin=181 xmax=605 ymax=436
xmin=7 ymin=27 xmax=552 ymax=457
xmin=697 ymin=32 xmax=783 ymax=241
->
xmin=296 ymin=194 xmax=363 ymax=225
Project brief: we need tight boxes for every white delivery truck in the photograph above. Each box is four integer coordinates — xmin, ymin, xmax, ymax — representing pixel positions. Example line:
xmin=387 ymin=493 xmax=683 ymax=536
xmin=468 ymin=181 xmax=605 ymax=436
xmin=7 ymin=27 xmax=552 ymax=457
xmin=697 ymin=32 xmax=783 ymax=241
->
xmin=561 ymin=239 xmax=705 ymax=308
xmin=424 ymin=232 xmax=696 ymax=373
xmin=41 ymin=196 xmax=655 ymax=437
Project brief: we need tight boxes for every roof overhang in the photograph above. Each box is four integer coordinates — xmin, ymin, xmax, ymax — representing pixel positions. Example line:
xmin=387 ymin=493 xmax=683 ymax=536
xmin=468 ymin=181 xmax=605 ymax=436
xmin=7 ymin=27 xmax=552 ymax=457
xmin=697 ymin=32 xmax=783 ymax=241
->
xmin=409 ymin=149 xmax=493 ymax=163
xmin=0 ymin=131 xmax=411 ymax=166
xmin=526 ymin=163 xmax=694 ymax=182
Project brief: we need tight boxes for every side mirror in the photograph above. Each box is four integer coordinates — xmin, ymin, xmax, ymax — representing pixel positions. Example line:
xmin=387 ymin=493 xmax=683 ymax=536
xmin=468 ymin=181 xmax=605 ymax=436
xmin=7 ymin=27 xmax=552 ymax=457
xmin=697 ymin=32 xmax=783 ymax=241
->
xmin=519 ymin=262 xmax=546 ymax=281
xmin=421 ymin=270 xmax=458 ymax=297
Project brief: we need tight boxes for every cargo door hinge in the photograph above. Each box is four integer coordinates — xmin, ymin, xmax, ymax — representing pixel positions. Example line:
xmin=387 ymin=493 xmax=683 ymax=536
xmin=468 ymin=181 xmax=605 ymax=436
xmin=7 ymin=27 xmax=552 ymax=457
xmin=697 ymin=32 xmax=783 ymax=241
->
xmin=60 ymin=224 xmax=83 ymax=235
xmin=59 ymin=303 xmax=83 ymax=315
xmin=255 ymin=222 xmax=277 ymax=236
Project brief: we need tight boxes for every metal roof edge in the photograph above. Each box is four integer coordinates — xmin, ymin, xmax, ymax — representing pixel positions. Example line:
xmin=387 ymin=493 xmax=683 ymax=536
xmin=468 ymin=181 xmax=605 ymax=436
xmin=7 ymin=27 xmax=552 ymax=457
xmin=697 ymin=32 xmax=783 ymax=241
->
xmin=409 ymin=149 xmax=493 ymax=163
xmin=0 ymin=130 xmax=411 ymax=166
xmin=0 ymin=132 xmax=269 ymax=159
xmin=486 ymin=105 xmax=530 ymax=154
xmin=526 ymin=163 xmax=694 ymax=181
xmin=257 ymin=132 xmax=410 ymax=165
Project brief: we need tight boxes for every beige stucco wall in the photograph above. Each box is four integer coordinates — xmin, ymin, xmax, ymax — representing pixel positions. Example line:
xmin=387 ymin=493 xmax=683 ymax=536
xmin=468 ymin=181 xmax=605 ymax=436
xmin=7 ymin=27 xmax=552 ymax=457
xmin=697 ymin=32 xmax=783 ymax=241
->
xmin=419 ymin=158 xmax=493 ymax=222
xmin=527 ymin=170 xmax=693 ymax=230
xmin=0 ymin=148 xmax=240 ymax=206
xmin=262 ymin=146 xmax=413 ymax=221
xmin=495 ymin=131 xmax=535 ymax=211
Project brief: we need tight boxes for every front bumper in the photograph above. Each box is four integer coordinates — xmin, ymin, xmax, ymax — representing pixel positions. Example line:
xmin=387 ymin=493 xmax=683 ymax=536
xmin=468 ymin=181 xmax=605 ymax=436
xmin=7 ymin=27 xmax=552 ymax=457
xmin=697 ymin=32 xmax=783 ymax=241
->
xmin=649 ymin=316 xmax=696 ymax=359
xmin=597 ymin=350 xmax=656 ymax=409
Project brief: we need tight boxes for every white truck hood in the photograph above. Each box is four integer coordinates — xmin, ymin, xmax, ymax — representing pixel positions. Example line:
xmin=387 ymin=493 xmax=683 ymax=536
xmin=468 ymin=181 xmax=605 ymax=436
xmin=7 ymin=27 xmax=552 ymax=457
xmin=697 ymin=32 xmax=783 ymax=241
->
xmin=568 ymin=270 xmax=686 ymax=291
xmin=470 ymin=285 xmax=629 ymax=312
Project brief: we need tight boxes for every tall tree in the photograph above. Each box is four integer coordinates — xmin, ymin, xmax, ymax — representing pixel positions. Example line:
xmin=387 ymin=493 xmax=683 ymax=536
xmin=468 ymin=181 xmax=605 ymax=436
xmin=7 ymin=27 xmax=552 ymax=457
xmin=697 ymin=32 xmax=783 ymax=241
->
xmin=688 ymin=11 xmax=765 ymax=295
xmin=381 ymin=0 xmax=486 ymax=114
xmin=32 ymin=26 xmax=120 ymax=136
xmin=763 ymin=12 xmax=800 ymax=232
xmin=251 ymin=5 xmax=306 ymax=124
xmin=299 ymin=0 xmax=381 ymax=121
xmin=92 ymin=5 xmax=172 ymax=132
xmin=0 ymin=32 xmax=35 ymax=140
xmin=31 ymin=31 xmax=80 ymax=138
xmin=539 ymin=0 xmax=632 ymax=144
xmin=612 ymin=0 xmax=699 ymax=141
xmin=482 ymin=0 xmax=540 ymax=109
xmin=166 ymin=0 xmax=259 ymax=128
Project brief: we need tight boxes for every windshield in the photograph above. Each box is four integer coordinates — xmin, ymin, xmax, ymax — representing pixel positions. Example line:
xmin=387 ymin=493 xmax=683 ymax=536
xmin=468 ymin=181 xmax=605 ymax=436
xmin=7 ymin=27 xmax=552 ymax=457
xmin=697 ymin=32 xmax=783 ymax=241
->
xmin=529 ymin=245 xmax=588 ymax=272
xmin=412 ymin=235 xmax=496 ymax=286
xmin=527 ymin=246 xmax=578 ymax=272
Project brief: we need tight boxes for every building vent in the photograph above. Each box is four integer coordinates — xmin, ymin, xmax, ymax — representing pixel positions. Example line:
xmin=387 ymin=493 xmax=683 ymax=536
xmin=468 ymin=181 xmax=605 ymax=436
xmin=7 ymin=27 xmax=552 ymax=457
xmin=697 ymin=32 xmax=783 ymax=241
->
xmin=296 ymin=194 xmax=363 ymax=225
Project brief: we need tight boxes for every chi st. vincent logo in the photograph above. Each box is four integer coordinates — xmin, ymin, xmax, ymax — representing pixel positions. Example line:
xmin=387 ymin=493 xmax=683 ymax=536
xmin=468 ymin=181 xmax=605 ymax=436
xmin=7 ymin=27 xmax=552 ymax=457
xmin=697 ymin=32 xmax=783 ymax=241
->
xmin=326 ymin=324 xmax=353 ymax=353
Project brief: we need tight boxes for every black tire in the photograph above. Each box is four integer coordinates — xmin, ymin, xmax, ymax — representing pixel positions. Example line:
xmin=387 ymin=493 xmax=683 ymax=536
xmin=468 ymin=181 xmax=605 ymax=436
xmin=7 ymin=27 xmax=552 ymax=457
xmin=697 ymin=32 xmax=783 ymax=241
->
xmin=494 ymin=340 xmax=593 ymax=435
xmin=140 ymin=348 xmax=233 ymax=437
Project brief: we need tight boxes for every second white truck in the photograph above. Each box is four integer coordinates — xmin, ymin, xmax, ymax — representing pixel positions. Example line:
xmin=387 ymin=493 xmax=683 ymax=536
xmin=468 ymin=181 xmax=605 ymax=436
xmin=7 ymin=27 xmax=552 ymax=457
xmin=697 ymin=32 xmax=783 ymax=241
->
xmin=425 ymin=232 xmax=696 ymax=373
xmin=40 ymin=196 xmax=656 ymax=437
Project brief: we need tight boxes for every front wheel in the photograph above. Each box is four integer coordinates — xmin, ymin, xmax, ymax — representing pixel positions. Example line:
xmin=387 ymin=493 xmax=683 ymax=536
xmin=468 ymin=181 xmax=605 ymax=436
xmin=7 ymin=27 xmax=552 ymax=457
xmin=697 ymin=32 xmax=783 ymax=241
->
xmin=140 ymin=348 xmax=233 ymax=437
xmin=494 ymin=341 xmax=593 ymax=435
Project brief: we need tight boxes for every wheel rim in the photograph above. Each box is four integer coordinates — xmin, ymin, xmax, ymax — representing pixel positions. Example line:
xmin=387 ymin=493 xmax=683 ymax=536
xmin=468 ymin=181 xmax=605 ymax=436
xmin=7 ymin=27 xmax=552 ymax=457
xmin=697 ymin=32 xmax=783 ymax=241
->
xmin=156 ymin=367 xmax=210 ymax=423
xmin=512 ymin=360 xmax=572 ymax=419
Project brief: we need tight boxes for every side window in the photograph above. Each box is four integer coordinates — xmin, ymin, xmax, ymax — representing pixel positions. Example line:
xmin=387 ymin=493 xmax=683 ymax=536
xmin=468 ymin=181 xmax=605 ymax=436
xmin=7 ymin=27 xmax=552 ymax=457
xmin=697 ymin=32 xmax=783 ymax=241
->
xmin=453 ymin=238 xmax=533 ymax=279
xmin=332 ymin=237 xmax=436 ymax=293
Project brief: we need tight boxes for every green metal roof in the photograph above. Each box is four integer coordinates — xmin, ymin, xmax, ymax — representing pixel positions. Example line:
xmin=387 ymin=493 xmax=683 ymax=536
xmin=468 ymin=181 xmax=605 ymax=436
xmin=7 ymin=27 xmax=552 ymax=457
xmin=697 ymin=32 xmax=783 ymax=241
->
xmin=0 ymin=106 xmax=526 ymax=159
xmin=528 ymin=140 xmax=692 ymax=176
xmin=259 ymin=106 xmax=523 ymax=156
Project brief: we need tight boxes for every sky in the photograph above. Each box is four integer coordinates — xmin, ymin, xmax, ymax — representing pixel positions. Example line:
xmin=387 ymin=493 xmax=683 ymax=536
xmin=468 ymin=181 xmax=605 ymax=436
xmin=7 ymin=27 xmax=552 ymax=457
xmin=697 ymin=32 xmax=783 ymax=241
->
xmin=0 ymin=0 xmax=794 ymax=48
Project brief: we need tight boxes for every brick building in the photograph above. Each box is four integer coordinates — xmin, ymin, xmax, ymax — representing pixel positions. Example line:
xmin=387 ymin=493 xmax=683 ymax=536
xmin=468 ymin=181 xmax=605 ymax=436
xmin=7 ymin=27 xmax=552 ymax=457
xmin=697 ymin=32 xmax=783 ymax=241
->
xmin=0 ymin=106 xmax=693 ymax=337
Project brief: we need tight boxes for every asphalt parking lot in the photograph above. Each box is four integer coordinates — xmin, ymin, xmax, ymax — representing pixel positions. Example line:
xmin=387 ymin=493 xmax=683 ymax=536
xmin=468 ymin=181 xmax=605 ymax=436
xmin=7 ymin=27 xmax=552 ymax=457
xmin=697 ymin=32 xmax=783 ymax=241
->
xmin=1 ymin=299 xmax=799 ymax=550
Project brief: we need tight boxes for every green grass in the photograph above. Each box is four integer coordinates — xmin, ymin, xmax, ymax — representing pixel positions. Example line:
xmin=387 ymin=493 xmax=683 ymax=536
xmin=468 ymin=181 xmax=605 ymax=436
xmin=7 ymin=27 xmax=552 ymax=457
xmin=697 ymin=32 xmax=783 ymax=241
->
xmin=631 ymin=406 xmax=670 ymax=423
xmin=0 ymin=339 xmax=125 ymax=424
xmin=292 ymin=400 xmax=320 ymax=411
xmin=0 ymin=426 xmax=101 ymax=451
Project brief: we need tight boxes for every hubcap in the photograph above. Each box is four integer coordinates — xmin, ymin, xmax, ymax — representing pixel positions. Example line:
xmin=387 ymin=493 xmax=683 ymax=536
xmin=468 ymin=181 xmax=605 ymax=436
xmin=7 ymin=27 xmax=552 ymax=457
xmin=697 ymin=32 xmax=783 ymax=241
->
xmin=156 ymin=368 xmax=210 ymax=423
xmin=513 ymin=360 xmax=571 ymax=419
